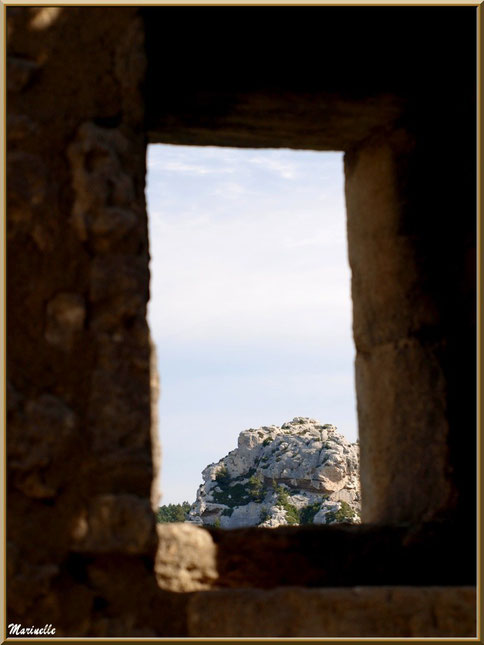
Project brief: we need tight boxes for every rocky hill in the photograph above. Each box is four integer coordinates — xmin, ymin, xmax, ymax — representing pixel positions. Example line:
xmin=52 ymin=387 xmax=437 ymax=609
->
xmin=187 ymin=417 xmax=360 ymax=529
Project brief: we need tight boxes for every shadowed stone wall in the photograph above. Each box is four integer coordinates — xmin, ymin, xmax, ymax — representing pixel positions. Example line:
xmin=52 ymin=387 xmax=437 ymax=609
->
xmin=6 ymin=5 xmax=477 ymax=638
xmin=145 ymin=6 xmax=477 ymax=529
xmin=7 ymin=7 xmax=163 ymax=635
xmin=346 ymin=131 xmax=455 ymax=524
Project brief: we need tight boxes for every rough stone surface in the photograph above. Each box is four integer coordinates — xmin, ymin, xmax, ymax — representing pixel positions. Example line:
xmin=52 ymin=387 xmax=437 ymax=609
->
xmin=67 ymin=123 xmax=142 ymax=254
xmin=8 ymin=393 xmax=79 ymax=499
xmin=150 ymin=338 xmax=162 ymax=511
xmin=345 ymin=131 xmax=455 ymax=525
xmin=7 ymin=55 xmax=41 ymax=92
xmin=7 ymin=6 xmax=155 ymax=635
xmin=188 ymin=587 xmax=477 ymax=637
xmin=173 ymin=521 xmax=475 ymax=591
xmin=188 ymin=418 xmax=360 ymax=528
xmin=71 ymin=494 xmax=156 ymax=555
xmin=6 ymin=5 xmax=476 ymax=638
xmin=45 ymin=292 xmax=86 ymax=349
xmin=155 ymin=524 xmax=218 ymax=592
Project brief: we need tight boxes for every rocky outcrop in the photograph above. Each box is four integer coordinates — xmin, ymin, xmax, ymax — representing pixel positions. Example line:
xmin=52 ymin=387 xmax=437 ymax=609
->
xmin=188 ymin=418 xmax=360 ymax=529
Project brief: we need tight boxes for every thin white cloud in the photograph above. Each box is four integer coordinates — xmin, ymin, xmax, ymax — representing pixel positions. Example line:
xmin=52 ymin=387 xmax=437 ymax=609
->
xmin=149 ymin=158 xmax=235 ymax=176
xmin=148 ymin=196 xmax=352 ymax=346
xmin=247 ymin=155 xmax=299 ymax=179
xmin=210 ymin=181 xmax=247 ymax=197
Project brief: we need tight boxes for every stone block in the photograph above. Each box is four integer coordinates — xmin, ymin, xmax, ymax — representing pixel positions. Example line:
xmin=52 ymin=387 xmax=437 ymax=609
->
xmin=345 ymin=130 xmax=439 ymax=352
xmin=45 ymin=292 xmax=86 ymax=349
xmin=8 ymin=394 xmax=79 ymax=498
xmin=7 ymin=56 xmax=41 ymax=92
xmin=356 ymin=338 xmax=452 ymax=524
xmin=155 ymin=524 xmax=218 ymax=592
xmin=71 ymin=494 xmax=156 ymax=555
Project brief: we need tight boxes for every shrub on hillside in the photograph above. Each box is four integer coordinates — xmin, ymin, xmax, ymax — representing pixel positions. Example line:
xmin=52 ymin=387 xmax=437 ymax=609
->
xmin=248 ymin=473 xmax=265 ymax=501
xmin=324 ymin=500 xmax=357 ymax=524
xmin=300 ymin=502 xmax=321 ymax=525
xmin=215 ymin=465 xmax=230 ymax=486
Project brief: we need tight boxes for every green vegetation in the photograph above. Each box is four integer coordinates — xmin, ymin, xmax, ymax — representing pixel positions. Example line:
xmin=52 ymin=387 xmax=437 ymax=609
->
xmin=324 ymin=501 xmax=357 ymax=524
xmin=275 ymin=484 xmax=300 ymax=525
xmin=299 ymin=502 xmax=321 ymax=525
xmin=248 ymin=473 xmax=265 ymax=501
xmin=262 ymin=436 xmax=273 ymax=446
xmin=208 ymin=453 xmax=357 ymax=527
xmin=215 ymin=465 xmax=230 ymax=486
xmin=156 ymin=501 xmax=191 ymax=523
xmin=212 ymin=482 xmax=251 ymax=507
xmin=284 ymin=504 xmax=300 ymax=525
xmin=258 ymin=507 xmax=270 ymax=525
xmin=212 ymin=468 xmax=262 ymax=507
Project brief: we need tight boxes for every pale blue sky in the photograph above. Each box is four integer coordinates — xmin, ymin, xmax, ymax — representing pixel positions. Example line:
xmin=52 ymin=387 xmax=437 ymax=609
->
xmin=146 ymin=145 xmax=357 ymax=505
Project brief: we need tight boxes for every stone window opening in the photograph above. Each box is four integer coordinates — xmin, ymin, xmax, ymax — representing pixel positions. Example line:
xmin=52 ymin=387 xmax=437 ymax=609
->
xmin=6 ymin=5 xmax=476 ymax=637
xmin=146 ymin=85 xmax=475 ymax=603
xmin=146 ymin=143 xmax=359 ymax=534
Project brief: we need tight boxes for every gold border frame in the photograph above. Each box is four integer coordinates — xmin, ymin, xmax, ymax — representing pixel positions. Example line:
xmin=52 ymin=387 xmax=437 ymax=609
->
xmin=1 ymin=1 xmax=481 ymax=643
xmin=2 ymin=1 xmax=6 ymax=642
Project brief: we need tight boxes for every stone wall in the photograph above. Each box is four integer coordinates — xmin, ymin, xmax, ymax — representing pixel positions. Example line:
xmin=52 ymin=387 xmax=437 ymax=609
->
xmin=345 ymin=130 xmax=454 ymax=524
xmin=6 ymin=6 xmax=477 ymax=638
xmin=145 ymin=6 xmax=477 ymax=530
xmin=7 ymin=7 xmax=160 ymax=635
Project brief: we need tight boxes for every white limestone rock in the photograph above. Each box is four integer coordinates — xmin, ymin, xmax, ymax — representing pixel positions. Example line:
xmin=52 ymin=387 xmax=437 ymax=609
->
xmin=187 ymin=417 xmax=360 ymax=528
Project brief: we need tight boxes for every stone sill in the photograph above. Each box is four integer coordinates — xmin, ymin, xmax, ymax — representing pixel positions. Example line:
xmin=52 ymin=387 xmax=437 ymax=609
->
xmin=155 ymin=522 xmax=476 ymax=591
xmin=187 ymin=586 xmax=477 ymax=637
